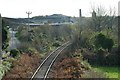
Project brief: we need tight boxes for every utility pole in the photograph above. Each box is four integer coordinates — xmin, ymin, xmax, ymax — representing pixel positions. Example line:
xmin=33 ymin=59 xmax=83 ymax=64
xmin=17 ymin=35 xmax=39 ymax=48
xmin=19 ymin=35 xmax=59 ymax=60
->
xmin=26 ymin=11 xmax=32 ymax=31
xmin=26 ymin=11 xmax=32 ymax=19
xmin=0 ymin=14 xmax=2 ymax=60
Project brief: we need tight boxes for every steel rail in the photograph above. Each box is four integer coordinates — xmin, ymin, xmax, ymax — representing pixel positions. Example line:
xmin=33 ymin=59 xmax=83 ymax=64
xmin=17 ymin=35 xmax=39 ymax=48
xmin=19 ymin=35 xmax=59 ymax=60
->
xmin=43 ymin=42 xmax=71 ymax=80
xmin=30 ymin=41 xmax=70 ymax=80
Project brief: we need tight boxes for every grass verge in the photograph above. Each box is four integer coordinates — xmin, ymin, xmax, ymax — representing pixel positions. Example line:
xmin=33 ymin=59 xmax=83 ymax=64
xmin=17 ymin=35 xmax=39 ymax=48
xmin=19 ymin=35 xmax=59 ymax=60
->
xmin=93 ymin=66 xmax=120 ymax=78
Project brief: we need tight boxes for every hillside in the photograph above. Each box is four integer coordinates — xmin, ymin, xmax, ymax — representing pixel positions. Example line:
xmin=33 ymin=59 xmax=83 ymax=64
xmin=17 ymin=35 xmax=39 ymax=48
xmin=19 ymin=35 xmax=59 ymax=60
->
xmin=2 ymin=14 xmax=78 ymax=27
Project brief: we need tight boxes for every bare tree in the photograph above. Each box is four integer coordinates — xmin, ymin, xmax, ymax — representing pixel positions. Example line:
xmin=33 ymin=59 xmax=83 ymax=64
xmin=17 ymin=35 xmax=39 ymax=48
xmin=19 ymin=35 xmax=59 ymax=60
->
xmin=90 ymin=5 xmax=116 ymax=31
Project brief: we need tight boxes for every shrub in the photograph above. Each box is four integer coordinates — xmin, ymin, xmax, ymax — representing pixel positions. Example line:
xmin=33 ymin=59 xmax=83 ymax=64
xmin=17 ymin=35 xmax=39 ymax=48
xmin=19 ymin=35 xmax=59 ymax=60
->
xmin=26 ymin=48 xmax=39 ymax=56
xmin=102 ymin=38 xmax=114 ymax=51
xmin=0 ymin=61 xmax=11 ymax=79
xmin=2 ymin=19 xmax=9 ymax=50
xmin=17 ymin=42 xmax=30 ymax=52
xmin=94 ymin=33 xmax=105 ymax=48
xmin=94 ymin=33 xmax=114 ymax=51
xmin=10 ymin=49 xmax=20 ymax=58
xmin=52 ymin=41 xmax=60 ymax=47
xmin=27 ymin=48 xmax=37 ymax=53
xmin=6 ymin=57 xmax=16 ymax=63
xmin=81 ymin=60 xmax=91 ymax=70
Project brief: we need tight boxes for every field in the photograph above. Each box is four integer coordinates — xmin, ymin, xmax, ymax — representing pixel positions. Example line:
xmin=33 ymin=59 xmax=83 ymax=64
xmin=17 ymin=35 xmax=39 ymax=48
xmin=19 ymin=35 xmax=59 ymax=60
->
xmin=93 ymin=66 xmax=120 ymax=78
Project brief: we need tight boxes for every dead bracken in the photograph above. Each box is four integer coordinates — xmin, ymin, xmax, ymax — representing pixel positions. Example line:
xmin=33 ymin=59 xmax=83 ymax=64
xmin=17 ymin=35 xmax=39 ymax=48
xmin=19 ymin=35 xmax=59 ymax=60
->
xmin=50 ymin=57 xmax=89 ymax=78
xmin=2 ymin=53 xmax=41 ymax=79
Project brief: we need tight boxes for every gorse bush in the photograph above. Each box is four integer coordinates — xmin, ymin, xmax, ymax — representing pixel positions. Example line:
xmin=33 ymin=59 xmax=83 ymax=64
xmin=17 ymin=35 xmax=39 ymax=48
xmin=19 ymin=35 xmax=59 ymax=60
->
xmin=10 ymin=49 xmax=20 ymax=58
xmin=52 ymin=41 xmax=61 ymax=47
xmin=102 ymin=38 xmax=114 ymax=51
xmin=94 ymin=33 xmax=114 ymax=51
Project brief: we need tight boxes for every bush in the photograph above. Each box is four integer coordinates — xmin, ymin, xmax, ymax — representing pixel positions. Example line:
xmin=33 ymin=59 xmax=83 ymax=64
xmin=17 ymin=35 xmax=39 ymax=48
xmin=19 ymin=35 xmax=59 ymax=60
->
xmin=0 ymin=61 xmax=11 ymax=79
xmin=10 ymin=49 xmax=20 ymax=58
xmin=27 ymin=48 xmax=37 ymax=53
xmin=2 ymin=19 xmax=9 ymax=50
xmin=102 ymin=38 xmax=114 ymax=51
xmin=6 ymin=57 xmax=16 ymax=63
xmin=94 ymin=33 xmax=114 ymax=51
xmin=52 ymin=41 xmax=60 ymax=47
xmin=26 ymin=48 xmax=39 ymax=56
xmin=81 ymin=60 xmax=91 ymax=70
xmin=17 ymin=42 xmax=30 ymax=52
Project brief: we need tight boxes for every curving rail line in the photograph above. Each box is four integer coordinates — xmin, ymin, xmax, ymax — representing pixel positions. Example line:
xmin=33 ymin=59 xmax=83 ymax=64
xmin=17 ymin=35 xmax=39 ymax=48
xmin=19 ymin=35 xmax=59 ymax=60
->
xmin=30 ymin=41 xmax=71 ymax=80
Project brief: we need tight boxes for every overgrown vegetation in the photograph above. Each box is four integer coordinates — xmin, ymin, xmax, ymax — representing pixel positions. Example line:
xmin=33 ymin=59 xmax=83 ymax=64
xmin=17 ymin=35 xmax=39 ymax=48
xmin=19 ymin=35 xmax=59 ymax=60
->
xmin=50 ymin=47 xmax=106 ymax=78
xmin=2 ymin=24 xmax=73 ymax=79
xmin=16 ymin=25 xmax=72 ymax=53
xmin=1 ymin=4 xmax=119 ymax=79
xmin=2 ymin=19 xmax=9 ymax=50
xmin=2 ymin=53 xmax=41 ymax=79
xmin=10 ymin=49 xmax=20 ymax=58
xmin=67 ymin=5 xmax=119 ymax=78
xmin=0 ymin=17 xmax=11 ymax=79
xmin=94 ymin=33 xmax=114 ymax=52
xmin=0 ymin=61 xmax=11 ymax=80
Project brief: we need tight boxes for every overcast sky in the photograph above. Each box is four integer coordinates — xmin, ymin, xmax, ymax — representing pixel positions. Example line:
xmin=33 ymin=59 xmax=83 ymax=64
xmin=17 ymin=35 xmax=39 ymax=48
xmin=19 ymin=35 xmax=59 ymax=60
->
xmin=0 ymin=0 xmax=119 ymax=18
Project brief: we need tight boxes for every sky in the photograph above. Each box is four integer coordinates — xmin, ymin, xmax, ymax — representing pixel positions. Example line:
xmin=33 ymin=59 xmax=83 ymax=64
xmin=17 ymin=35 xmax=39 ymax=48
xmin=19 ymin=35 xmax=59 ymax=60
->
xmin=0 ymin=0 xmax=119 ymax=18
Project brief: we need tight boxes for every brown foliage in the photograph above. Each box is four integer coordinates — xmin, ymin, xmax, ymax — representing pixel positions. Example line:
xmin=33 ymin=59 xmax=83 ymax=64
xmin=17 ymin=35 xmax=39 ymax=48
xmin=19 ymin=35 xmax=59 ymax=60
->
xmin=2 ymin=53 xmax=41 ymax=79
xmin=50 ymin=58 xmax=86 ymax=78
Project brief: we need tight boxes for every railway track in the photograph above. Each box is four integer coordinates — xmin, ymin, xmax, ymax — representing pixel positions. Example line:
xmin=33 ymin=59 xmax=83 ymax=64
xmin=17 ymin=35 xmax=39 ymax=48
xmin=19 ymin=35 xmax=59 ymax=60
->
xmin=30 ymin=41 xmax=71 ymax=80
